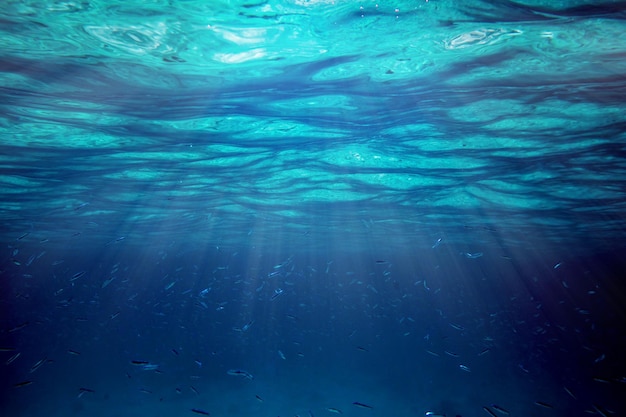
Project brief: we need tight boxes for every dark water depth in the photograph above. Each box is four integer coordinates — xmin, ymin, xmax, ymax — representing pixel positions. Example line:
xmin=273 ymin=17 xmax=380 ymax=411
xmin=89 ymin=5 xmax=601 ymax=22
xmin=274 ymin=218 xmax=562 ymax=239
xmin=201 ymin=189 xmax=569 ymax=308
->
xmin=1 ymin=1 xmax=626 ymax=416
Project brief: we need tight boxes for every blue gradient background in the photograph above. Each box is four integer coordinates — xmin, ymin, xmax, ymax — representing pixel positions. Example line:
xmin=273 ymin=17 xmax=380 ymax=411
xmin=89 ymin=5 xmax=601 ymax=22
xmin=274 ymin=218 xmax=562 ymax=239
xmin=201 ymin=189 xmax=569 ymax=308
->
xmin=1 ymin=1 xmax=625 ymax=417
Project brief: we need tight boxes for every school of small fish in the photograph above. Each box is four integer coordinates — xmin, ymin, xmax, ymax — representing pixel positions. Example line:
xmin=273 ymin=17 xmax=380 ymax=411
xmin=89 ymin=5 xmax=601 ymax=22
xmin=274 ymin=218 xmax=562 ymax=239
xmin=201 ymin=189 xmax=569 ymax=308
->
xmin=1 ymin=232 xmax=621 ymax=417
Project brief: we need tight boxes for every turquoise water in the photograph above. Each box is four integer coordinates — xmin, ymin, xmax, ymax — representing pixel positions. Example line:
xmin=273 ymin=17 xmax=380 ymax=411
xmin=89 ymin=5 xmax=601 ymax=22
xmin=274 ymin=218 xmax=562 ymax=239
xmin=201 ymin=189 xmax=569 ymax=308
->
xmin=2 ymin=0 xmax=625 ymax=253
xmin=1 ymin=1 xmax=626 ymax=417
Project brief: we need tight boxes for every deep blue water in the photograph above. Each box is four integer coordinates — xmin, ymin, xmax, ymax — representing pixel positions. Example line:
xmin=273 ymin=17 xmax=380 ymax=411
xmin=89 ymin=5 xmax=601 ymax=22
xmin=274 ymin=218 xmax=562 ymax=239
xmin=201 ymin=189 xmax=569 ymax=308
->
xmin=1 ymin=1 xmax=626 ymax=416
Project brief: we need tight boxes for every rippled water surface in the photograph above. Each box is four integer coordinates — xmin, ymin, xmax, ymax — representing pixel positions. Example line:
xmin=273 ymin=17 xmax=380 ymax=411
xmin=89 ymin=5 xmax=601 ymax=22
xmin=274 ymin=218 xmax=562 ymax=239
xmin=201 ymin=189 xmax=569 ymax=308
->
xmin=1 ymin=1 xmax=625 ymax=417
xmin=2 ymin=0 xmax=625 ymax=252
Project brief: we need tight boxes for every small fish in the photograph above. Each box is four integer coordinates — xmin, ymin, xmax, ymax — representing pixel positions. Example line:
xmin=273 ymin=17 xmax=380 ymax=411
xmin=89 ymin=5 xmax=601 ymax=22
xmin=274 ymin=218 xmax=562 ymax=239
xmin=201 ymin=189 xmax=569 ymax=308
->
xmin=101 ymin=277 xmax=116 ymax=288
xmin=8 ymin=322 xmax=29 ymax=333
xmin=534 ymin=401 xmax=554 ymax=409
xmin=191 ymin=409 xmax=210 ymax=416
xmin=227 ymin=369 xmax=253 ymax=379
xmin=255 ymin=394 xmax=264 ymax=402
xmin=105 ymin=236 xmax=126 ymax=246
xmin=449 ymin=323 xmax=465 ymax=331
xmin=278 ymin=350 xmax=286 ymax=360
xmin=432 ymin=238 xmax=442 ymax=248
xmin=327 ymin=408 xmax=343 ymax=414
xmin=30 ymin=357 xmax=47 ymax=373
xmin=553 ymin=262 xmax=563 ymax=269
xmin=459 ymin=364 xmax=471 ymax=372
xmin=425 ymin=412 xmax=445 ymax=417
xmin=71 ymin=271 xmax=86 ymax=281
xmin=131 ymin=360 xmax=150 ymax=365
xmin=563 ymin=386 xmax=576 ymax=399
xmin=271 ymin=288 xmax=284 ymax=300
xmin=67 ymin=349 xmax=81 ymax=356
xmin=592 ymin=404 xmax=610 ymax=417
xmin=6 ymin=352 xmax=21 ymax=365
xmin=13 ymin=380 xmax=33 ymax=388
xmin=482 ymin=406 xmax=497 ymax=417
xmin=79 ymin=387 xmax=95 ymax=393
xmin=190 ymin=386 xmax=199 ymax=395
xmin=465 ymin=252 xmax=483 ymax=259
xmin=490 ymin=404 xmax=510 ymax=415
xmin=478 ymin=348 xmax=491 ymax=356
xmin=353 ymin=402 xmax=373 ymax=409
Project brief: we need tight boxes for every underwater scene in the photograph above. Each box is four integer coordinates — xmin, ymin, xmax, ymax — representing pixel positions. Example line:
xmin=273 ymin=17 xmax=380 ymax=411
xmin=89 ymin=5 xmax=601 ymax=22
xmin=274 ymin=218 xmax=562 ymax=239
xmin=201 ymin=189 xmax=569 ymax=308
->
xmin=1 ymin=1 xmax=626 ymax=416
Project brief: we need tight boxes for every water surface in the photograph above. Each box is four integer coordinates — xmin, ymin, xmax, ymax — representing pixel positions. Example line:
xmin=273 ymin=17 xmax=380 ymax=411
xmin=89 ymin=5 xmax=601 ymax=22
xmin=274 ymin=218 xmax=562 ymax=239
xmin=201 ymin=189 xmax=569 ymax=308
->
xmin=1 ymin=1 xmax=625 ymax=417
